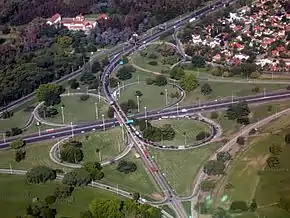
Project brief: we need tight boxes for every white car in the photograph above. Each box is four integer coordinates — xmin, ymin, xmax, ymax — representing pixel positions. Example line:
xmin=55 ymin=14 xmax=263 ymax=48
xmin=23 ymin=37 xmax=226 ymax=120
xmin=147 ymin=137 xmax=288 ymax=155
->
xmin=181 ymin=109 xmax=188 ymax=113
xmin=92 ymin=128 xmax=96 ymax=131
xmin=81 ymin=131 xmax=85 ymax=133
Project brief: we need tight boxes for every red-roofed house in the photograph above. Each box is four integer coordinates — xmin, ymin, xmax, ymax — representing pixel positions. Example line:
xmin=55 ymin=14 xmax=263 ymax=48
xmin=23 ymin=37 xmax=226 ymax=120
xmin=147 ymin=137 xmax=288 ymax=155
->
xmin=46 ymin=13 xmax=61 ymax=25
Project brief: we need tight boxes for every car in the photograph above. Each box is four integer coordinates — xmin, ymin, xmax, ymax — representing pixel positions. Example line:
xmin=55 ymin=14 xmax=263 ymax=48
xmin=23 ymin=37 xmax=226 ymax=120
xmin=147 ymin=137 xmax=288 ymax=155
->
xmin=181 ymin=109 xmax=188 ymax=113
xmin=92 ymin=128 xmax=96 ymax=131
xmin=46 ymin=129 xmax=55 ymax=133
xmin=81 ymin=131 xmax=85 ymax=133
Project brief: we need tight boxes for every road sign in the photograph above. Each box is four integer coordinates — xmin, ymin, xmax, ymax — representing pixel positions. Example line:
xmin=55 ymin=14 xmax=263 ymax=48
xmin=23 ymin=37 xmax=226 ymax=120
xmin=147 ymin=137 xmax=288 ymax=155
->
xmin=119 ymin=60 xmax=124 ymax=65
xmin=125 ymin=119 xmax=134 ymax=124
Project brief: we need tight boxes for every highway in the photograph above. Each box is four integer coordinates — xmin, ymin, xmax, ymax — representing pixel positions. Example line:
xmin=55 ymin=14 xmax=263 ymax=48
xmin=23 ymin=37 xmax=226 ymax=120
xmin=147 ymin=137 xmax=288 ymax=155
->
xmin=0 ymin=1 xmax=258 ymax=217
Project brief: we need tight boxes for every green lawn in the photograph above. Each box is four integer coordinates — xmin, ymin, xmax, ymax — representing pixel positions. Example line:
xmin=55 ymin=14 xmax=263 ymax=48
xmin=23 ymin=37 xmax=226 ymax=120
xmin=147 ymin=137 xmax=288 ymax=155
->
xmin=102 ymin=151 xmax=162 ymax=200
xmin=182 ymin=81 xmax=288 ymax=106
xmin=0 ymin=140 xmax=70 ymax=172
xmin=182 ymin=201 xmax=192 ymax=217
xmin=149 ymin=143 xmax=221 ymax=195
xmin=72 ymin=127 xmax=125 ymax=162
xmin=45 ymin=95 xmax=109 ymax=124
xmin=151 ymin=119 xmax=211 ymax=147
xmin=0 ymin=174 xmax=120 ymax=218
xmin=117 ymin=83 xmax=179 ymax=111
xmin=131 ymin=44 xmax=181 ymax=73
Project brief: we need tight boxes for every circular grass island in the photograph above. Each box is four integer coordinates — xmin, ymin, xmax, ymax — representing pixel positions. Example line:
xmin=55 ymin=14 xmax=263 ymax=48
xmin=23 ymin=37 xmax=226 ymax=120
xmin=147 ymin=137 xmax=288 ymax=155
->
xmin=151 ymin=119 xmax=212 ymax=147
xmin=116 ymin=82 xmax=182 ymax=112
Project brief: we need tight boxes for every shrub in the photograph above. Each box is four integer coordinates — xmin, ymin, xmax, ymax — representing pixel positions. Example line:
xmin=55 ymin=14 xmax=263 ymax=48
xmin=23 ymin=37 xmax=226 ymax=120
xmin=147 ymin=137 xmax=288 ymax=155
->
xmin=146 ymin=78 xmax=154 ymax=85
xmin=154 ymin=75 xmax=167 ymax=86
xmin=80 ymin=95 xmax=89 ymax=101
xmin=210 ymin=111 xmax=219 ymax=119
xmin=216 ymin=151 xmax=231 ymax=162
xmin=148 ymin=60 xmax=158 ymax=66
xmin=10 ymin=139 xmax=25 ymax=149
xmin=147 ymin=52 xmax=158 ymax=59
xmin=229 ymin=201 xmax=248 ymax=212
xmin=45 ymin=195 xmax=56 ymax=205
xmin=117 ymin=160 xmax=137 ymax=174
xmin=15 ymin=149 xmax=26 ymax=162
xmin=196 ymin=131 xmax=210 ymax=141
xmin=200 ymin=180 xmax=215 ymax=192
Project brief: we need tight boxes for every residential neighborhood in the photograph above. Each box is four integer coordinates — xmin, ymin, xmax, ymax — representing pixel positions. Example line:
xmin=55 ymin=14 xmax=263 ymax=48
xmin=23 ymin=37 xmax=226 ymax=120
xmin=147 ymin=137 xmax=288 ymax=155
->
xmin=188 ymin=0 xmax=290 ymax=72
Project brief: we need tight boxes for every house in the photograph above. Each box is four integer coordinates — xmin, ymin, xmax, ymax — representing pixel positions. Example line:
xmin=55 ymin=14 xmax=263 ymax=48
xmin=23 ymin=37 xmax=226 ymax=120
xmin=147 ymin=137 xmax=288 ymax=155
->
xmin=46 ymin=13 xmax=108 ymax=32
xmin=46 ymin=13 xmax=61 ymax=25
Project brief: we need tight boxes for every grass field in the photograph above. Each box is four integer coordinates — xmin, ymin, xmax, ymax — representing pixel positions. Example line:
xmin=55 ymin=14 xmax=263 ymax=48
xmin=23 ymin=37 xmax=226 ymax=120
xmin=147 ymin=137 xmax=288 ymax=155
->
xmin=151 ymin=119 xmax=211 ymax=147
xmin=102 ymin=151 xmax=161 ymax=200
xmin=131 ymin=44 xmax=180 ymax=72
xmin=73 ymin=127 xmax=125 ymax=162
xmin=117 ymin=83 xmax=179 ymax=111
xmin=0 ymin=174 xmax=120 ymax=218
xmin=182 ymin=201 xmax=192 ymax=217
xmin=45 ymin=95 xmax=108 ymax=124
xmin=149 ymin=143 xmax=221 ymax=195
xmin=182 ymin=81 xmax=288 ymax=106
xmin=213 ymin=113 xmax=290 ymax=217
xmin=0 ymin=140 xmax=69 ymax=171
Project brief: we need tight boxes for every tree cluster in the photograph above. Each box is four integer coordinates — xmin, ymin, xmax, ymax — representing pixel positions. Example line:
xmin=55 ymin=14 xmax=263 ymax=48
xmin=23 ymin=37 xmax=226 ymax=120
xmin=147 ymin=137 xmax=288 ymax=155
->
xmin=25 ymin=166 xmax=56 ymax=184
xmin=135 ymin=120 xmax=176 ymax=142
xmin=116 ymin=65 xmax=136 ymax=80
xmin=38 ymin=106 xmax=58 ymax=118
xmin=203 ymin=160 xmax=226 ymax=176
xmin=226 ymin=101 xmax=250 ymax=125
xmin=89 ymin=199 xmax=161 ymax=218
xmin=36 ymin=84 xmax=64 ymax=106
xmin=180 ymin=72 xmax=199 ymax=92
xmin=6 ymin=127 xmax=23 ymax=137
xmin=83 ymin=161 xmax=104 ymax=180
xmin=117 ymin=160 xmax=137 ymax=174
xmin=60 ymin=140 xmax=84 ymax=164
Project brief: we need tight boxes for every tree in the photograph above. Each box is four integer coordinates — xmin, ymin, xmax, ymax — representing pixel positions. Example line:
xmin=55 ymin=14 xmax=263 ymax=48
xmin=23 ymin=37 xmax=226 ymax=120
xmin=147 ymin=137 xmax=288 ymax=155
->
xmin=62 ymin=169 xmax=92 ymax=186
xmin=236 ymin=136 xmax=245 ymax=145
xmin=269 ymin=144 xmax=282 ymax=155
xmin=26 ymin=203 xmax=57 ymax=218
xmin=108 ymin=77 xmax=119 ymax=88
xmin=170 ymin=66 xmax=185 ymax=80
xmin=91 ymin=60 xmax=101 ymax=73
xmin=6 ymin=127 xmax=23 ymax=137
xmin=83 ymin=161 xmax=104 ymax=180
xmin=10 ymin=139 xmax=25 ymax=149
xmin=38 ymin=106 xmax=58 ymax=118
xmin=146 ymin=78 xmax=155 ymax=85
xmin=45 ymin=195 xmax=56 ymax=205
xmin=135 ymin=90 xmax=143 ymax=97
xmin=180 ymin=73 xmax=199 ymax=92
xmin=116 ymin=65 xmax=135 ymax=80
xmin=278 ymin=196 xmax=290 ymax=211
xmin=107 ymin=107 xmax=115 ymax=118
xmin=203 ymin=160 xmax=225 ymax=175
xmin=161 ymin=124 xmax=175 ymax=140
xmin=133 ymin=192 xmax=140 ymax=201
xmin=249 ymin=199 xmax=257 ymax=212
xmin=285 ymin=133 xmax=290 ymax=144
xmin=36 ymin=84 xmax=63 ymax=106
xmin=117 ymin=160 xmax=137 ymax=174
xmin=201 ymin=83 xmax=212 ymax=95
xmin=226 ymin=101 xmax=250 ymax=124
xmin=1 ymin=110 xmax=13 ymax=119
xmin=68 ymin=79 xmax=79 ymax=89
xmin=25 ymin=166 xmax=56 ymax=184
xmin=200 ymin=180 xmax=215 ymax=192
xmin=210 ymin=111 xmax=219 ymax=119
xmin=53 ymin=184 xmax=74 ymax=199
xmin=90 ymin=199 xmax=123 ymax=218
xmin=266 ymin=156 xmax=280 ymax=168
xmin=154 ymin=75 xmax=167 ymax=86
xmin=191 ymin=55 xmax=206 ymax=68
xmin=217 ymin=151 xmax=232 ymax=163
xmin=80 ymin=211 xmax=93 ymax=218
xmin=229 ymin=201 xmax=248 ymax=212
xmin=80 ymin=95 xmax=90 ymax=101
xmin=60 ymin=146 xmax=83 ymax=163
xmin=196 ymin=131 xmax=210 ymax=141
xmin=15 ymin=149 xmax=26 ymax=162
xmin=212 ymin=207 xmax=231 ymax=218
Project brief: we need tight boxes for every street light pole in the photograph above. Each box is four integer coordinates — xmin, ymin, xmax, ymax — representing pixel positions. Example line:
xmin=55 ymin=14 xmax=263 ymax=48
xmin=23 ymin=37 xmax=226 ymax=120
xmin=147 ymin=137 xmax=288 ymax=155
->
xmin=98 ymin=88 xmax=101 ymax=101
xmin=3 ymin=133 xmax=5 ymax=143
xmin=144 ymin=106 xmax=147 ymax=121
xmin=70 ymin=122 xmax=74 ymax=137
xmin=263 ymin=88 xmax=266 ymax=97
xmin=121 ymin=125 xmax=125 ymax=141
xmin=231 ymin=93 xmax=234 ymax=103
xmin=176 ymin=103 xmax=179 ymax=117
xmin=118 ymin=82 xmax=121 ymax=98
xmin=137 ymin=95 xmax=140 ymax=112
xmin=38 ymin=126 xmax=41 ymax=136
xmin=102 ymin=114 xmax=105 ymax=131
xmin=61 ymin=106 xmax=65 ymax=124
xmin=165 ymin=89 xmax=168 ymax=106
xmin=138 ymin=76 xmax=140 ymax=84
xmin=95 ymin=102 xmax=99 ymax=119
